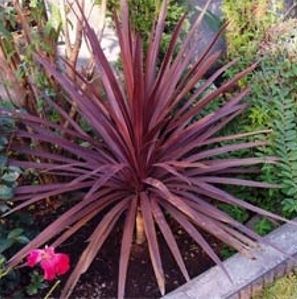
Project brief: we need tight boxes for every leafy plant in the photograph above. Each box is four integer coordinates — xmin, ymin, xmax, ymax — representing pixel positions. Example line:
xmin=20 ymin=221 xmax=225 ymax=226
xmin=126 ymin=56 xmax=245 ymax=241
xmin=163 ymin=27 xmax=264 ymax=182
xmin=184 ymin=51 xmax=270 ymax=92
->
xmin=220 ymin=1 xmax=297 ymax=219
xmin=254 ymin=272 xmax=297 ymax=299
xmin=0 ymin=211 xmax=40 ymax=297
xmin=254 ymin=57 xmax=297 ymax=217
xmin=26 ymin=271 xmax=48 ymax=296
xmin=1 ymin=1 xmax=289 ymax=298
xmin=0 ymin=104 xmax=20 ymax=213
xmin=0 ymin=107 xmax=41 ymax=296
xmin=220 ymin=245 xmax=236 ymax=260
xmin=102 ymin=0 xmax=188 ymax=54
xmin=219 ymin=204 xmax=249 ymax=223
xmin=0 ymin=0 xmax=61 ymax=113
xmin=0 ymin=228 xmax=30 ymax=254
xmin=254 ymin=218 xmax=275 ymax=236
xmin=222 ymin=0 xmax=281 ymax=58
xmin=222 ymin=0 xmax=281 ymax=82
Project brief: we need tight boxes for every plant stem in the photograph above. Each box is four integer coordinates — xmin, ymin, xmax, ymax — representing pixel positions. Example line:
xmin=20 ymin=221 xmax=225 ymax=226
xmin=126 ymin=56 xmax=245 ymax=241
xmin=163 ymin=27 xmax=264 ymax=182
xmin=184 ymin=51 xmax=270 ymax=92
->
xmin=0 ymin=267 xmax=12 ymax=279
xmin=136 ymin=209 xmax=145 ymax=245
xmin=44 ymin=280 xmax=61 ymax=299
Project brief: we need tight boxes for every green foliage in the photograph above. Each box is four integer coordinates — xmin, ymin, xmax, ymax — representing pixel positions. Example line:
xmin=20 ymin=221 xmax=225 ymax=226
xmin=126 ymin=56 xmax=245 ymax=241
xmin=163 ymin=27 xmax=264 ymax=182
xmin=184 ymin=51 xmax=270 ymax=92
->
xmin=0 ymin=1 xmax=61 ymax=114
xmin=222 ymin=0 xmax=281 ymax=56
xmin=254 ymin=218 xmax=275 ymax=236
xmin=100 ymin=0 xmax=188 ymax=52
xmin=0 ymin=166 xmax=22 ymax=204
xmin=248 ymin=57 xmax=297 ymax=217
xmin=219 ymin=204 xmax=249 ymax=223
xmin=26 ymin=271 xmax=48 ymax=296
xmin=220 ymin=245 xmax=236 ymax=260
xmin=0 ymin=5 xmax=17 ymax=37
xmin=222 ymin=1 xmax=297 ymax=219
xmin=222 ymin=0 xmax=281 ymax=82
xmin=0 ymin=103 xmax=42 ymax=297
xmin=254 ymin=272 xmax=297 ymax=299
xmin=128 ymin=0 xmax=163 ymax=41
xmin=0 ymin=227 xmax=30 ymax=254
xmin=0 ymin=104 xmax=20 ymax=212
xmin=222 ymin=56 xmax=297 ymax=218
xmin=0 ymin=212 xmax=41 ymax=297
xmin=0 ymin=6 xmax=18 ymax=63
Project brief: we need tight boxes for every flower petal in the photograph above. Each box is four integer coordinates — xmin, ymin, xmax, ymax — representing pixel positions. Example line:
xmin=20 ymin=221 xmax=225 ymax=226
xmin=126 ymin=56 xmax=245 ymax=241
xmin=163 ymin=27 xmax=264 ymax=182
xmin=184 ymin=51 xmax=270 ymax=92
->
xmin=44 ymin=246 xmax=56 ymax=256
xmin=40 ymin=259 xmax=57 ymax=281
xmin=26 ymin=249 xmax=44 ymax=267
xmin=54 ymin=253 xmax=70 ymax=275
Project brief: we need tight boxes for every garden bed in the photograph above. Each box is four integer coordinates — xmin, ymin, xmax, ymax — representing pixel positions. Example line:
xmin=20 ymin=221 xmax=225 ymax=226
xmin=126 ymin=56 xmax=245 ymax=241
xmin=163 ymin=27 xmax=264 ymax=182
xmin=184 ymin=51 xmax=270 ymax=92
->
xmin=35 ymin=207 xmax=220 ymax=298
xmin=70 ymin=222 xmax=217 ymax=298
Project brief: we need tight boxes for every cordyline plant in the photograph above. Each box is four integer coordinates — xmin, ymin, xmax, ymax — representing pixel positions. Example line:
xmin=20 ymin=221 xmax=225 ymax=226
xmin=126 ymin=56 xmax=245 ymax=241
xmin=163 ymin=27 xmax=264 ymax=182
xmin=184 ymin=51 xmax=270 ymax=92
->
xmin=0 ymin=0 xmax=292 ymax=298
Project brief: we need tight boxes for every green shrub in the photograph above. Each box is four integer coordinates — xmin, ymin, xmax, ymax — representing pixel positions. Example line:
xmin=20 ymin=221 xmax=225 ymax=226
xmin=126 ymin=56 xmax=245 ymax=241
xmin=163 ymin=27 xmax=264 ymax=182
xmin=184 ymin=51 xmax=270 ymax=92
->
xmin=243 ymin=17 xmax=297 ymax=215
xmin=0 ymin=104 xmax=44 ymax=297
xmin=0 ymin=103 xmax=18 ymax=211
xmin=254 ymin=272 xmax=297 ymax=299
xmin=254 ymin=218 xmax=275 ymax=236
xmin=0 ymin=212 xmax=43 ymax=298
xmin=222 ymin=1 xmax=297 ymax=218
xmin=99 ymin=0 xmax=187 ymax=52
xmin=222 ymin=0 xmax=281 ymax=80
xmin=250 ymin=55 xmax=297 ymax=216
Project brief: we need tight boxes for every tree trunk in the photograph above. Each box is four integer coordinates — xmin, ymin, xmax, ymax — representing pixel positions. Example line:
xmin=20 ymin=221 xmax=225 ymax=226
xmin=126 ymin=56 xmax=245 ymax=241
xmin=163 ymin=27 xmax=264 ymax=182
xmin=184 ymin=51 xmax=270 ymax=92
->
xmin=136 ymin=209 xmax=145 ymax=245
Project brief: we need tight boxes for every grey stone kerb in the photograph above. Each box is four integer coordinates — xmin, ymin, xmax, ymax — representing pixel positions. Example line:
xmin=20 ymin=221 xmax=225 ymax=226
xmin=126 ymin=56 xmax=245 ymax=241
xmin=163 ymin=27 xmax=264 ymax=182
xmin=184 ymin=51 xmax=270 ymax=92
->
xmin=163 ymin=219 xmax=297 ymax=299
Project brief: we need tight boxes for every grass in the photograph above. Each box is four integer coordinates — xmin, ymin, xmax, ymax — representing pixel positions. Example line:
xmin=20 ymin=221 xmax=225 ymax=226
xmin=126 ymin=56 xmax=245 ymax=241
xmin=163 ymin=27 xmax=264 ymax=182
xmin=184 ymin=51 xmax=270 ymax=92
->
xmin=254 ymin=272 xmax=297 ymax=299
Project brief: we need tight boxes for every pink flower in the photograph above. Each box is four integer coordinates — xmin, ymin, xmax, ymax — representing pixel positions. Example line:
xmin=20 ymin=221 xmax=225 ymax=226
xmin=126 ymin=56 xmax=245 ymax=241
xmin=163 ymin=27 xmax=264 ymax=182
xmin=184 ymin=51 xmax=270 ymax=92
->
xmin=27 ymin=246 xmax=70 ymax=281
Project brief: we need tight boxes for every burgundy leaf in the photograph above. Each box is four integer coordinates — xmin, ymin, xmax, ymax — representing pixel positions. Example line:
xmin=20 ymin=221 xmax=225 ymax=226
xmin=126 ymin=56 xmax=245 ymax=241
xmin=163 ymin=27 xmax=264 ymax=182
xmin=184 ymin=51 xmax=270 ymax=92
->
xmin=118 ymin=196 xmax=137 ymax=299
xmin=140 ymin=192 xmax=165 ymax=295
xmin=151 ymin=198 xmax=189 ymax=281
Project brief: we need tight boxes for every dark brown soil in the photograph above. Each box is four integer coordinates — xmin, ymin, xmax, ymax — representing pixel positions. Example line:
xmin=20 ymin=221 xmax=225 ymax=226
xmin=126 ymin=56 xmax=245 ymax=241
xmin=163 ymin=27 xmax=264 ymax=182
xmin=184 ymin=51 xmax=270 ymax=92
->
xmin=55 ymin=217 xmax=220 ymax=299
